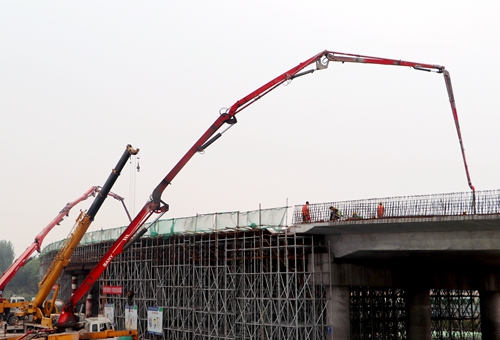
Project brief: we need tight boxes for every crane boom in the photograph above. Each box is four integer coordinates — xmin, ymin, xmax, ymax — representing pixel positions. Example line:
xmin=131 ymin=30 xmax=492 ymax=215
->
xmin=22 ymin=144 xmax=138 ymax=322
xmin=56 ymin=50 xmax=474 ymax=328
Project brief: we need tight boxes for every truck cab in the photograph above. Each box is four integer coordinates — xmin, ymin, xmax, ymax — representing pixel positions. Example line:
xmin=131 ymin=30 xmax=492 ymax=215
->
xmin=4 ymin=296 xmax=25 ymax=325
xmin=9 ymin=296 xmax=25 ymax=304
xmin=0 ymin=295 xmax=25 ymax=331
xmin=82 ymin=317 xmax=114 ymax=332
xmin=80 ymin=317 xmax=131 ymax=340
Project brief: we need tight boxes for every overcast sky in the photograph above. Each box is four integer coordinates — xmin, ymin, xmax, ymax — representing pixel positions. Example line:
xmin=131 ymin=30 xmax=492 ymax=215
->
xmin=1 ymin=1 xmax=499 ymax=257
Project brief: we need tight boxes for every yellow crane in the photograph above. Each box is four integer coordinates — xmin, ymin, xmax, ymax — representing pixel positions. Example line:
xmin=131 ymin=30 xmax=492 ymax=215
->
xmin=16 ymin=145 xmax=138 ymax=330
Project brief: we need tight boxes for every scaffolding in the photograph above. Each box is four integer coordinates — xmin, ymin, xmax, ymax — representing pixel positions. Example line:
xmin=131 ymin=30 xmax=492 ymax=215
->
xmin=98 ymin=229 xmax=331 ymax=339
xmin=350 ymin=287 xmax=407 ymax=340
xmin=349 ymin=288 xmax=481 ymax=340
xmin=40 ymin=207 xmax=333 ymax=340
xmin=430 ymin=290 xmax=481 ymax=340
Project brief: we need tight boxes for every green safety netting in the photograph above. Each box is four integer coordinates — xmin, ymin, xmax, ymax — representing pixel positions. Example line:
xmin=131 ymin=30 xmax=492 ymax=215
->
xmin=41 ymin=206 xmax=288 ymax=255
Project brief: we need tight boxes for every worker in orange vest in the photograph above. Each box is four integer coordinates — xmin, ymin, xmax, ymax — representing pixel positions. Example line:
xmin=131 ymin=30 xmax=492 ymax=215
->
xmin=302 ymin=201 xmax=311 ymax=223
xmin=377 ymin=202 xmax=385 ymax=218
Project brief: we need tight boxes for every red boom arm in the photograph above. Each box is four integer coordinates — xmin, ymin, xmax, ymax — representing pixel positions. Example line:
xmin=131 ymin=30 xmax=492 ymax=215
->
xmin=56 ymin=50 xmax=474 ymax=328
xmin=0 ymin=187 xmax=129 ymax=297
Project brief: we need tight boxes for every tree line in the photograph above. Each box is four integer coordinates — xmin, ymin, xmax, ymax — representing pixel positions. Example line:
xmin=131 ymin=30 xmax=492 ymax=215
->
xmin=0 ymin=240 xmax=40 ymax=300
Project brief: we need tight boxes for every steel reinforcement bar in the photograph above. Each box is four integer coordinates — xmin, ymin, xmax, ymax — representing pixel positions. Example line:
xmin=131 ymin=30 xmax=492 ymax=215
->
xmin=293 ymin=189 xmax=500 ymax=224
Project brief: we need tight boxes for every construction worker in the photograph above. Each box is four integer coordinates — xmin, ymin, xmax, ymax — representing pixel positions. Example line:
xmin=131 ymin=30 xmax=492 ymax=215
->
xmin=302 ymin=201 xmax=311 ymax=223
xmin=377 ymin=202 xmax=384 ymax=218
xmin=377 ymin=202 xmax=385 ymax=218
xmin=329 ymin=206 xmax=341 ymax=221
xmin=352 ymin=211 xmax=362 ymax=219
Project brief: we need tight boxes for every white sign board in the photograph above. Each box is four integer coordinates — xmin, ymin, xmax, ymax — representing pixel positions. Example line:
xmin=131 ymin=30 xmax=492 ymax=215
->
xmin=147 ymin=306 xmax=163 ymax=335
xmin=104 ymin=303 xmax=115 ymax=326
xmin=125 ymin=305 xmax=138 ymax=330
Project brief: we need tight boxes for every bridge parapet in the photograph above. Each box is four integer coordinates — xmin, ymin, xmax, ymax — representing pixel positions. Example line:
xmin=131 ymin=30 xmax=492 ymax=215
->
xmin=293 ymin=189 xmax=500 ymax=224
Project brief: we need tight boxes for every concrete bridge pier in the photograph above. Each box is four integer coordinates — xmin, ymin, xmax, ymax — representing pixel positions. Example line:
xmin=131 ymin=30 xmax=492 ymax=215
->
xmin=480 ymin=291 xmax=500 ymax=340
xmin=407 ymin=288 xmax=431 ymax=340
xmin=326 ymin=286 xmax=350 ymax=340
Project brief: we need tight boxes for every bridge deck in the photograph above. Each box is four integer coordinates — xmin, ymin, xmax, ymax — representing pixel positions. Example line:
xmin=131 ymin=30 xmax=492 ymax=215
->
xmin=296 ymin=213 xmax=500 ymax=235
xmin=291 ymin=191 xmax=500 ymax=268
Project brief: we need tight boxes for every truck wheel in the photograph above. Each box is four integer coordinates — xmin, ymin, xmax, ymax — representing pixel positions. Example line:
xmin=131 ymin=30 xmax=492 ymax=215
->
xmin=8 ymin=315 xmax=18 ymax=326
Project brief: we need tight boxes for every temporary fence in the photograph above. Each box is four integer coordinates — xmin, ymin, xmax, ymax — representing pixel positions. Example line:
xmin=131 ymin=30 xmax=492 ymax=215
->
xmin=293 ymin=189 xmax=500 ymax=224
xmin=41 ymin=206 xmax=288 ymax=255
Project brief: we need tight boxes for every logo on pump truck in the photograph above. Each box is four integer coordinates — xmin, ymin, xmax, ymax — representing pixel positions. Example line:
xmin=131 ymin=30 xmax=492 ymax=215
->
xmin=102 ymin=255 xmax=114 ymax=268
xmin=102 ymin=236 xmax=129 ymax=268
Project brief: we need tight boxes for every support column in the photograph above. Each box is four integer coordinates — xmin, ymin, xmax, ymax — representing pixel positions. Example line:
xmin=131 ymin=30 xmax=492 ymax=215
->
xmin=480 ymin=291 xmax=500 ymax=340
xmin=326 ymin=286 xmax=350 ymax=340
xmin=407 ymin=288 xmax=431 ymax=340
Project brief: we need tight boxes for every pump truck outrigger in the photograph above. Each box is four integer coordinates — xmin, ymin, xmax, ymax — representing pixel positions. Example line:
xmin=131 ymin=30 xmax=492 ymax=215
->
xmin=55 ymin=50 xmax=474 ymax=331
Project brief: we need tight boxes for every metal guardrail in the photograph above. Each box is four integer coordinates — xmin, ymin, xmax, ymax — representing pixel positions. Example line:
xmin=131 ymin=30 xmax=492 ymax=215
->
xmin=292 ymin=189 xmax=500 ymax=224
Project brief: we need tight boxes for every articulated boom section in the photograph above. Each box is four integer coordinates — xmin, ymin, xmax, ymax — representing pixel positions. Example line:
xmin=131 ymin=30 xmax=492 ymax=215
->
xmin=226 ymin=50 xmax=474 ymax=192
xmin=0 ymin=187 xmax=99 ymax=296
xmin=322 ymin=51 xmax=474 ymax=191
